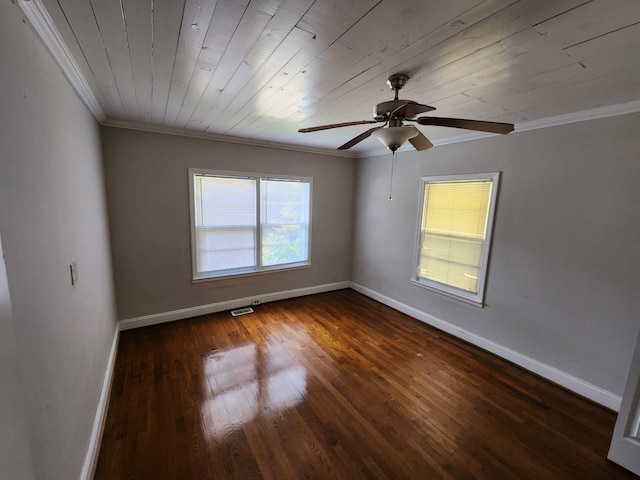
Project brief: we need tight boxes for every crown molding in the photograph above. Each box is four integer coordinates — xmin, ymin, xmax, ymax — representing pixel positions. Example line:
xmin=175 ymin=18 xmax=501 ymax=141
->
xmin=106 ymin=99 xmax=640 ymax=158
xmin=17 ymin=0 xmax=105 ymax=121
xmin=432 ymin=100 xmax=640 ymax=148
xmin=101 ymin=119 xmax=358 ymax=158
xmin=514 ymin=100 xmax=640 ymax=133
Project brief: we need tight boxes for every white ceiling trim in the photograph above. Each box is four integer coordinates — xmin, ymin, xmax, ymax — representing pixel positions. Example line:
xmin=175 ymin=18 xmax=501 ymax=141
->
xmin=17 ymin=0 xmax=105 ymax=121
xmin=362 ymin=99 xmax=640 ymax=156
xmin=95 ymin=99 xmax=640 ymax=158
xmin=515 ymin=100 xmax=640 ymax=133
xmin=101 ymin=119 xmax=358 ymax=159
xmin=106 ymin=98 xmax=640 ymax=159
xmin=431 ymin=100 xmax=640 ymax=149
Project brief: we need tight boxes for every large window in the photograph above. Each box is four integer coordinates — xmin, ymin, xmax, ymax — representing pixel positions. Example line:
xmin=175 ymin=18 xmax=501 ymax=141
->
xmin=412 ymin=172 xmax=500 ymax=305
xmin=189 ymin=169 xmax=311 ymax=280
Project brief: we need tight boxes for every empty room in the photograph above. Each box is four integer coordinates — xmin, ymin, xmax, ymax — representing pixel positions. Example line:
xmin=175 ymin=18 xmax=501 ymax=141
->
xmin=1 ymin=0 xmax=639 ymax=479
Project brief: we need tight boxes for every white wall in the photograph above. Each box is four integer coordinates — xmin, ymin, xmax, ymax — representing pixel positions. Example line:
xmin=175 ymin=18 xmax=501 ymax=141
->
xmin=352 ymin=113 xmax=640 ymax=399
xmin=0 ymin=2 xmax=118 ymax=479
xmin=101 ymin=127 xmax=355 ymax=320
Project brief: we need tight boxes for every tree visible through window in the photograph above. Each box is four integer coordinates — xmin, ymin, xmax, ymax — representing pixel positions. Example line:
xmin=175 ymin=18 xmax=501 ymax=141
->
xmin=190 ymin=170 xmax=311 ymax=280
xmin=413 ymin=172 xmax=500 ymax=304
xmin=260 ymin=179 xmax=309 ymax=267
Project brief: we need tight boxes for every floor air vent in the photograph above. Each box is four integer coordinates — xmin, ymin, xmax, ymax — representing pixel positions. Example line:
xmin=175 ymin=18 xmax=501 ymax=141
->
xmin=230 ymin=307 xmax=254 ymax=317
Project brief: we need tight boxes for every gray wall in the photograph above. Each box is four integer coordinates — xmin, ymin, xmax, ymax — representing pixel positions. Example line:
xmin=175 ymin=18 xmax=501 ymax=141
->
xmin=352 ymin=113 xmax=640 ymax=396
xmin=102 ymin=127 xmax=355 ymax=319
xmin=0 ymin=2 xmax=118 ymax=479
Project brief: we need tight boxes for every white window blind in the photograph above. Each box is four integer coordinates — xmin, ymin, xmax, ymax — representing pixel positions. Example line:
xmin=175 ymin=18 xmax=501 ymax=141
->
xmin=413 ymin=173 xmax=499 ymax=304
xmin=194 ymin=176 xmax=256 ymax=273
xmin=190 ymin=170 xmax=311 ymax=280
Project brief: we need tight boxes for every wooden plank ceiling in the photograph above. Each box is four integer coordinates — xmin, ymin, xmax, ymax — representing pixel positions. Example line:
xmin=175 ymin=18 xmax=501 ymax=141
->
xmin=39 ymin=0 xmax=640 ymax=153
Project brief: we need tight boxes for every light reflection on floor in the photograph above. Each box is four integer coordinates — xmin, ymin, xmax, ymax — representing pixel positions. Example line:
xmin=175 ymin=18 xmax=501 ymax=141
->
xmin=201 ymin=332 xmax=308 ymax=441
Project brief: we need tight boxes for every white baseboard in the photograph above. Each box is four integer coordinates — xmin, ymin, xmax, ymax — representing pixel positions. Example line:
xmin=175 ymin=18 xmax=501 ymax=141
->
xmin=80 ymin=325 xmax=119 ymax=480
xmin=119 ymin=281 xmax=351 ymax=331
xmin=349 ymin=282 xmax=622 ymax=412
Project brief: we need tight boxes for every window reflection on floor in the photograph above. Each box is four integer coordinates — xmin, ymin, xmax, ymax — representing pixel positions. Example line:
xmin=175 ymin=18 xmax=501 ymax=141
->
xmin=201 ymin=334 xmax=308 ymax=440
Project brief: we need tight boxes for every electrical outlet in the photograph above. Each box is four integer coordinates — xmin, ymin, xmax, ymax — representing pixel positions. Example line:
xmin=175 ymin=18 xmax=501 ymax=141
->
xmin=252 ymin=299 xmax=261 ymax=306
xmin=70 ymin=261 xmax=78 ymax=286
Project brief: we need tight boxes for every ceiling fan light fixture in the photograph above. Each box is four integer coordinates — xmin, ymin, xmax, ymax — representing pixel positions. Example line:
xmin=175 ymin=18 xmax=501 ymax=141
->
xmin=371 ymin=125 xmax=419 ymax=152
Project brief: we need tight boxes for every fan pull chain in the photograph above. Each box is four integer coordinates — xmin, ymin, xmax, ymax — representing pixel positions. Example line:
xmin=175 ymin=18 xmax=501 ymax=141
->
xmin=388 ymin=150 xmax=397 ymax=201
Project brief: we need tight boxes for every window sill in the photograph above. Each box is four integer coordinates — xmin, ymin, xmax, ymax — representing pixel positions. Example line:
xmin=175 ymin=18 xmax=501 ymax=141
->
xmin=193 ymin=262 xmax=311 ymax=283
xmin=410 ymin=278 xmax=485 ymax=308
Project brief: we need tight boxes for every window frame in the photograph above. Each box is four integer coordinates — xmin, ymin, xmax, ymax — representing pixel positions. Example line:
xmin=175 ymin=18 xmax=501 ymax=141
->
xmin=411 ymin=172 xmax=500 ymax=306
xmin=188 ymin=168 xmax=312 ymax=282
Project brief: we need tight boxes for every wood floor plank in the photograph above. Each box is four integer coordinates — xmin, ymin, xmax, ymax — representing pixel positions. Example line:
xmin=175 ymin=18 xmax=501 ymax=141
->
xmin=95 ymin=289 xmax=637 ymax=479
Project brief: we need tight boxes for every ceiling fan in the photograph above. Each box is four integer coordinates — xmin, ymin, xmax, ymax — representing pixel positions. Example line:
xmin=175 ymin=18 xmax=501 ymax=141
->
xmin=298 ymin=73 xmax=514 ymax=152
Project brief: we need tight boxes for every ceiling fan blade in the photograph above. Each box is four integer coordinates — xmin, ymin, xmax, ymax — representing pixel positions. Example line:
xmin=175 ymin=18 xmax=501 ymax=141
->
xmin=416 ymin=116 xmax=514 ymax=134
xmin=393 ymin=102 xmax=436 ymax=118
xmin=408 ymin=131 xmax=433 ymax=151
xmin=338 ymin=126 xmax=384 ymax=150
xmin=298 ymin=120 xmax=379 ymax=133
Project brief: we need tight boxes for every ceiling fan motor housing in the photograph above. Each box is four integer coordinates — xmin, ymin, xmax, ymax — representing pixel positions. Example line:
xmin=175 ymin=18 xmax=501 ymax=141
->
xmin=374 ymin=100 xmax=414 ymax=121
xmin=387 ymin=73 xmax=409 ymax=92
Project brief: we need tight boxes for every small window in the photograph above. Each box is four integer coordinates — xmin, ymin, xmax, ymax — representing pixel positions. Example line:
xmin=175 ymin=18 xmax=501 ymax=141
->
xmin=189 ymin=169 xmax=311 ymax=280
xmin=412 ymin=172 xmax=499 ymax=305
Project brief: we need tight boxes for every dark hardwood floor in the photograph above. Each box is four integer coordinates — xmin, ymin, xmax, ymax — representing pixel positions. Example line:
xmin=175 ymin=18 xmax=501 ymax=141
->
xmin=95 ymin=289 xmax=636 ymax=479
